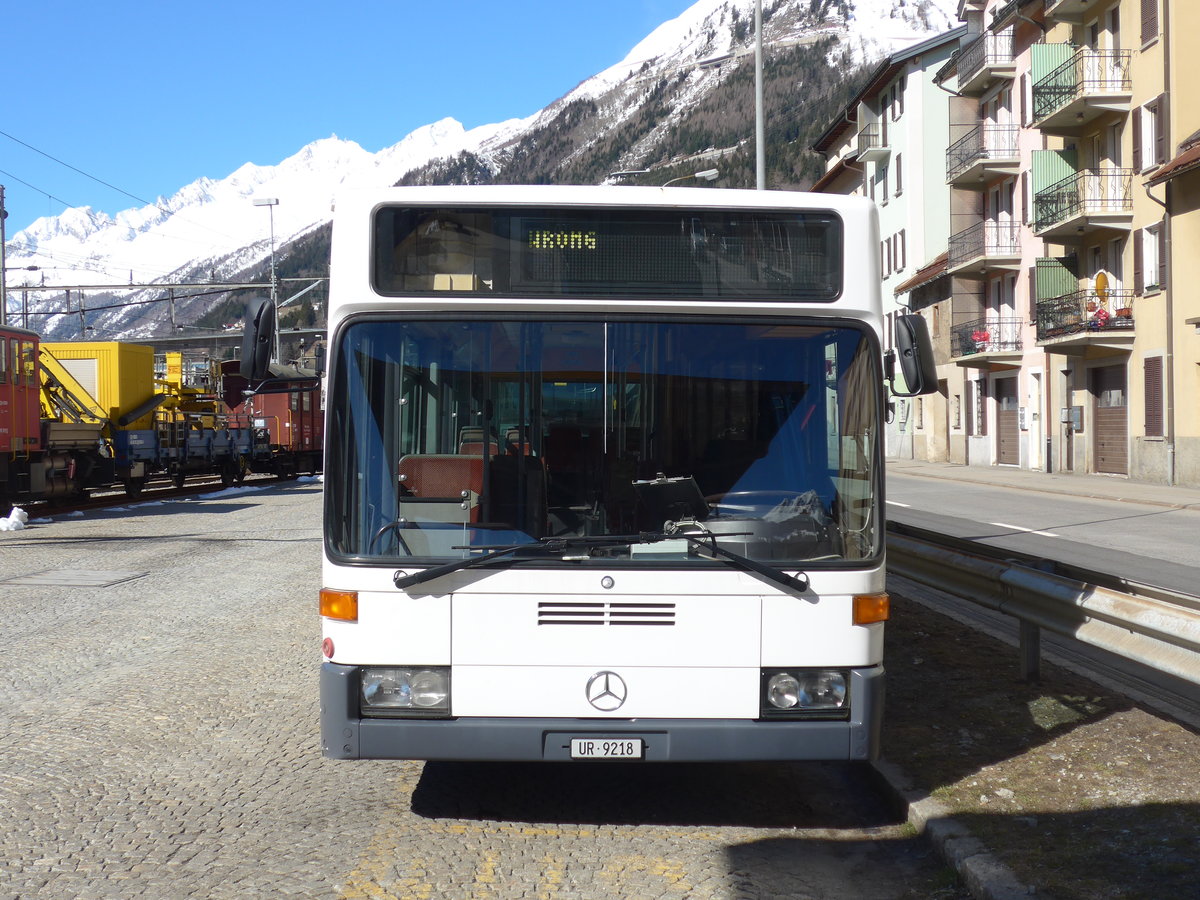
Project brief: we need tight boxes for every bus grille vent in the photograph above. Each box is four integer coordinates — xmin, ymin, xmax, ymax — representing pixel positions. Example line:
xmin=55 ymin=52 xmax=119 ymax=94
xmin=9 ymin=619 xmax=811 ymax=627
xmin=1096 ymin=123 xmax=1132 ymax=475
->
xmin=537 ymin=601 xmax=676 ymax=626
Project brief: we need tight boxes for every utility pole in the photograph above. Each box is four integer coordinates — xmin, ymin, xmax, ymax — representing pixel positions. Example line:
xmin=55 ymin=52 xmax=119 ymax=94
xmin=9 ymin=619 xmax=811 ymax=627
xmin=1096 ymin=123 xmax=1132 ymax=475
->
xmin=755 ymin=0 xmax=765 ymax=190
xmin=1 ymin=184 xmax=8 ymax=326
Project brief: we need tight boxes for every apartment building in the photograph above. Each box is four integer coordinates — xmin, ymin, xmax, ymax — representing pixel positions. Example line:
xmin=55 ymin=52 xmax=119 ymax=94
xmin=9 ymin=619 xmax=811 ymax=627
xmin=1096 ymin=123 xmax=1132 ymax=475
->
xmin=814 ymin=0 xmax=1196 ymax=486
xmin=1144 ymin=0 xmax=1200 ymax=486
xmin=809 ymin=27 xmax=965 ymax=457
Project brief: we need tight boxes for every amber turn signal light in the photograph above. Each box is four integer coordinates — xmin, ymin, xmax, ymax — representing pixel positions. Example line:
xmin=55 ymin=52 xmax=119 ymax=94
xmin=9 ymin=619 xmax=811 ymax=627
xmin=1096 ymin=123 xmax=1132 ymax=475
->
xmin=320 ymin=588 xmax=358 ymax=622
xmin=852 ymin=592 xmax=890 ymax=625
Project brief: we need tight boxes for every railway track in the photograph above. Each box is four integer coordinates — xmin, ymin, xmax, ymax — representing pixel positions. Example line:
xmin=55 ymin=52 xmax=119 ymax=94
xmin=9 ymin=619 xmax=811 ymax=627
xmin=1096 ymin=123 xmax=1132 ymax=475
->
xmin=15 ymin=473 xmax=286 ymax=519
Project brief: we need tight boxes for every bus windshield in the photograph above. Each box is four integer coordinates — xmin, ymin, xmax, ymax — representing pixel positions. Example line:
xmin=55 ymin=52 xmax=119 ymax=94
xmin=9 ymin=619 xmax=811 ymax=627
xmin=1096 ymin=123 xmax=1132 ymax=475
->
xmin=326 ymin=318 xmax=881 ymax=566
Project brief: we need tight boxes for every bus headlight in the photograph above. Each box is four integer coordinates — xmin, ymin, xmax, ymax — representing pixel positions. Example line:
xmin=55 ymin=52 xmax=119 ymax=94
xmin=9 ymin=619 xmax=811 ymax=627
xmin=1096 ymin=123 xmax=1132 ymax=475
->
xmin=761 ymin=669 xmax=848 ymax=719
xmin=360 ymin=666 xmax=451 ymax=717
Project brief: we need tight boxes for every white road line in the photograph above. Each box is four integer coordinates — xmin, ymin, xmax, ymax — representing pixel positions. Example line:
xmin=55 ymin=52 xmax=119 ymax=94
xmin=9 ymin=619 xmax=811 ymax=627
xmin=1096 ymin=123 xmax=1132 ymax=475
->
xmin=989 ymin=521 xmax=1060 ymax=538
xmin=886 ymin=501 xmax=911 ymax=507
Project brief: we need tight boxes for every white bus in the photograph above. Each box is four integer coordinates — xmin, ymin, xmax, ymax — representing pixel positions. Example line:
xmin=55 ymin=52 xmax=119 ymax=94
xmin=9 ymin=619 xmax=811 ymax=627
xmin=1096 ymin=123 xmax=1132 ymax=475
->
xmin=298 ymin=185 xmax=935 ymax=762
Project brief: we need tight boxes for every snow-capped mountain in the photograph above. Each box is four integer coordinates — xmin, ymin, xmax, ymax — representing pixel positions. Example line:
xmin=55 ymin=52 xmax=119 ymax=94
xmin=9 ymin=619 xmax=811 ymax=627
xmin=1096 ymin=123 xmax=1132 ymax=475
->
xmin=4 ymin=0 xmax=957 ymax=338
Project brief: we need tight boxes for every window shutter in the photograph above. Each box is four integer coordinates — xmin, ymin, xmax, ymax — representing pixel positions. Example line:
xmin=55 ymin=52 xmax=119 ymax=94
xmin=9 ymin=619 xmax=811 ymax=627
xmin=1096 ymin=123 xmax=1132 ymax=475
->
xmin=1132 ymin=105 xmax=1142 ymax=171
xmin=1144 ymin=356 xmax=1163 ymax=437
xmin=1020 ymin=74 xmax=1028 ymax=125
xmin=895 ymin=153 xmax=903 ymax=193
xmin=1154 ymin=94 xmax=1167 ymax=165
xmin=1142 ymin=0 xmax=1158 ymax=45
xmin=978 ymin=380 xmax=988 ymax=436
xmin=1021 ymin=172 xmax=1028 ymax=224
xmin=1157 ymin=220 xmax=1168 ymax=286
xmin=1158 ymin=92 xmax=1170 ymax=165
xmin=1133 ymin=228 xmax=1144 ymax=294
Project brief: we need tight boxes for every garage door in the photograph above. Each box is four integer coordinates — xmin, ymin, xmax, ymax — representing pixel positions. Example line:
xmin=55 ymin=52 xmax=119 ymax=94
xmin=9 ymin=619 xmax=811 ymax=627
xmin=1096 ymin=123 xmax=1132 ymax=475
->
xmin=996 ymin=377 xmax=1020 ymax=465
xmin=1090 ymin=364 xmax=1127 ymax=475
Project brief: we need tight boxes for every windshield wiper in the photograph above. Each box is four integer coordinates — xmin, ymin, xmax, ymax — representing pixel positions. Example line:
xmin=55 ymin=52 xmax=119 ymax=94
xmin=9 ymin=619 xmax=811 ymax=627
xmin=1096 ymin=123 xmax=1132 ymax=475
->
xmin=392 ymin=535 xmax=634 ymax=589
xmin=654 ymin=529 xmax=809 ymax=593
xmin=392 ymin=531 xmax=808 ymax=593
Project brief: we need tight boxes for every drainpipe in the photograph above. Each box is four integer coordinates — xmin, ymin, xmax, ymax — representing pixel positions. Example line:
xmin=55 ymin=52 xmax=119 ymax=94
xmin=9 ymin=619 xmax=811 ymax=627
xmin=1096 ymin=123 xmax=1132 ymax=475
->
xmin=1144 ymin=0 xmax=1174 ymax=485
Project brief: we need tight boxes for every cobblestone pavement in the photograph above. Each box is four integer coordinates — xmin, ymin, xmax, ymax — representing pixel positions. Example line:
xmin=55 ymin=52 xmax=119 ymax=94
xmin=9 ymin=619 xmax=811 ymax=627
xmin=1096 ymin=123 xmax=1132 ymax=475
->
xmin=0 ymin=482 xmax=965 ymax=900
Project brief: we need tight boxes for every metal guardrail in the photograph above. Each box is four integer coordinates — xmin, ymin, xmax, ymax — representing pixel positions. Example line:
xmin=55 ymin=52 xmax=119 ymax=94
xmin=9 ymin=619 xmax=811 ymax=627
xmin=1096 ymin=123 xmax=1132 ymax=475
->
xmin=856 ymin=124 xmax=884 ymax=157
xmin=1035 ymin=288 xmax=1135 ymax=340
xmin=950 ymin=315 xmax=1023 ymax=358
xmin=956 ymin=29 xmax=1014 ymax=87
xmin=945 ymin=124 xmax=1019 ymax=182
xmin=886 ymin=523 xmax=1200 ymax=686
xmin=1032 ymin=48 xmax=1131 ymax=122
xmin=947 ymin=220 xmax=1021 ymax=270
xmin=1033 ymin=167 xmax=1133 ymax=233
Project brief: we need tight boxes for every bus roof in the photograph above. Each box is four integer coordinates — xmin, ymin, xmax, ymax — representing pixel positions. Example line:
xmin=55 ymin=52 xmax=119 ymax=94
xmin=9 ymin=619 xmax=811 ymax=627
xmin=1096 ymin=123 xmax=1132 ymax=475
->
xmin=332 ymin=184 xmax=876 ymax=217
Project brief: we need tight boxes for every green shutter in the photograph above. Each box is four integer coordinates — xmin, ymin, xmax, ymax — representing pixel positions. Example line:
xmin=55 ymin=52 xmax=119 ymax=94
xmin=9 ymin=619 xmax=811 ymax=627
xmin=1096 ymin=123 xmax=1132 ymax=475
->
xmin=1030 ymin=43 xmax=1077 ymax=84
xmin=1032 ymin=148 xmax=1078 ymax=194
xmin=1032 ymin=149 xmax=1079 ymax=230
xmin=1036 ymin=256 xmax=1079 ymax=301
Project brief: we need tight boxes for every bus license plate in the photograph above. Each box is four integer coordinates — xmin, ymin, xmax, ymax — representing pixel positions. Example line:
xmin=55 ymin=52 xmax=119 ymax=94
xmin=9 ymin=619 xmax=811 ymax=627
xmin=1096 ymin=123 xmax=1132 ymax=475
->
xmin=570 ymin=738 xmax=643 ymax=760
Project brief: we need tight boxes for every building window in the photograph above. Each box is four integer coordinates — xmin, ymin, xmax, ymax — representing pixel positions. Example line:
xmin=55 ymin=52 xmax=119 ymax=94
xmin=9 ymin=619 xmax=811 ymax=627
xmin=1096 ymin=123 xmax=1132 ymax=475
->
xmin=895 ymin=153 xmax=903 ymax=195
xmin=1135 ymin=223 xmax=1166 ymax=293
xmin=1133 ymin=95 xmax=1167 ymax=172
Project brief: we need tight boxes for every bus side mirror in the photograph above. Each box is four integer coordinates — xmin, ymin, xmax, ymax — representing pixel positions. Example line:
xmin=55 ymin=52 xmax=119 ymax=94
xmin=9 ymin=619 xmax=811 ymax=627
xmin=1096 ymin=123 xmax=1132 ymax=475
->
xmin=887 ymin=314 xmax=937 ymax=397
xmin=240 ymin=297 xmax=276 ymax=381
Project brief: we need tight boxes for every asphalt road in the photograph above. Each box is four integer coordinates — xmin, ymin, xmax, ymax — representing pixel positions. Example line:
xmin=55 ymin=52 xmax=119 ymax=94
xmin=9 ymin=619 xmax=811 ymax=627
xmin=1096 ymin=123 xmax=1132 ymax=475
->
xmin=0 ymin=481 xmax=967 ymax=900
xmin=885 ymin=470 xmax=1200 ymax=593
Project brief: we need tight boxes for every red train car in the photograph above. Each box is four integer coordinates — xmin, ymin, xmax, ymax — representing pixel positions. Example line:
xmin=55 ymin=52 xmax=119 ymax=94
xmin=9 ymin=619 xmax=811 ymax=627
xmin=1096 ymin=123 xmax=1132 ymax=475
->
xmin=0 ymin=325 xmax=42 ymax=458
xmin=220 ymin=359 xmax=323 ymax=479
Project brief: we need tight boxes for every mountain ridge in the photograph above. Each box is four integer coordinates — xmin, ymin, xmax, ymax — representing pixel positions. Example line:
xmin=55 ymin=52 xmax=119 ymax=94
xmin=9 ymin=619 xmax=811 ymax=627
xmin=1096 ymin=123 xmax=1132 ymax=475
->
xmin=4 ymin=0 xmax=958 ymax=338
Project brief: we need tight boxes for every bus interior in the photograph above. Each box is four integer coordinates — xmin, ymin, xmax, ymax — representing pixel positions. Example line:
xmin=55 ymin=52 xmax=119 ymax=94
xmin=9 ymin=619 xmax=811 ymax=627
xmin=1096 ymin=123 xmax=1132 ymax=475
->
xmin=327 ymin=318 xmax=880 ymax=566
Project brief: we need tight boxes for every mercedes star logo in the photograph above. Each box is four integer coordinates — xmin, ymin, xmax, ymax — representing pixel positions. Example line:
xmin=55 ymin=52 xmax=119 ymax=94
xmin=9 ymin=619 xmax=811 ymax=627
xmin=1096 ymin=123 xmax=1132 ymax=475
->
xmin=585 ymin=671 xmax=628 ymax=711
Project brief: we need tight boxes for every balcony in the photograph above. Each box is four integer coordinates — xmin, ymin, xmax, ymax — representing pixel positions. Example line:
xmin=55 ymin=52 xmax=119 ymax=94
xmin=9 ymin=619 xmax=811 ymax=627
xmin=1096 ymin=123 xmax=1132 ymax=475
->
xmin=1032 ymin=49 xmax=1131 ymax=133
xmin=951 ymin=315 xmax=1024 ymax=365
xmin=946 ymin=221 xmax=1022 ymax=277
xmin=855 ymin=124 xmax=889 ymax=163
xmin=1036 ymin=289 xmax=1135 ymax=350
xmin=946 ymin=124 xmax=1021 ymax=186
xmin=1043 ymin=0 xmax=1092 ymax=23
xmin=1032 ymin=168 xmax=1133 ymax=239
xmin=955 ymin=29 xmax=1016 ymax=95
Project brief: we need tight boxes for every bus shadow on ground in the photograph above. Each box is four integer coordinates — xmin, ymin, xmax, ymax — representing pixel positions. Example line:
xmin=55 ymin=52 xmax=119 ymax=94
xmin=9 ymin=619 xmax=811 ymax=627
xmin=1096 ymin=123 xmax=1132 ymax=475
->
xmin=411 ymin=759 xmax=894 ymax=830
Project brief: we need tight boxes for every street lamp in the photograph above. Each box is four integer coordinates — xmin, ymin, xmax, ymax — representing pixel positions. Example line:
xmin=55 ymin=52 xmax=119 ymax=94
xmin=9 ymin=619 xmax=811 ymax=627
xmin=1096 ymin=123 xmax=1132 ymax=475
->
xmin=661 ymin=169 xmax=719 ymax=188
xmin=252 ymin=197 xmax=279 ymax=305
xmin=755 ymin=0 xmax=765 ymax=190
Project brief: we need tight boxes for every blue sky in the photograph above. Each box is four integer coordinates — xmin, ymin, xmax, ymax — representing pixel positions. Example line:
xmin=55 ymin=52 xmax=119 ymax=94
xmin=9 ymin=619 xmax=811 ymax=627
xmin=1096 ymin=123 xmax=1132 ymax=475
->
xmin=1 ymin=0 xmax=697 ymax=234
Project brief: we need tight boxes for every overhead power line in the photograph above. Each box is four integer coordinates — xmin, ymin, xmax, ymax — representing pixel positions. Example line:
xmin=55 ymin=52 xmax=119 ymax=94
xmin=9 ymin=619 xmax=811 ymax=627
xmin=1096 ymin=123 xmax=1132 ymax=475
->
xmin=0 ymin=130 xmax=248 ymax=245
xmin=0 ymin=128 xmax=154 ymax=207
